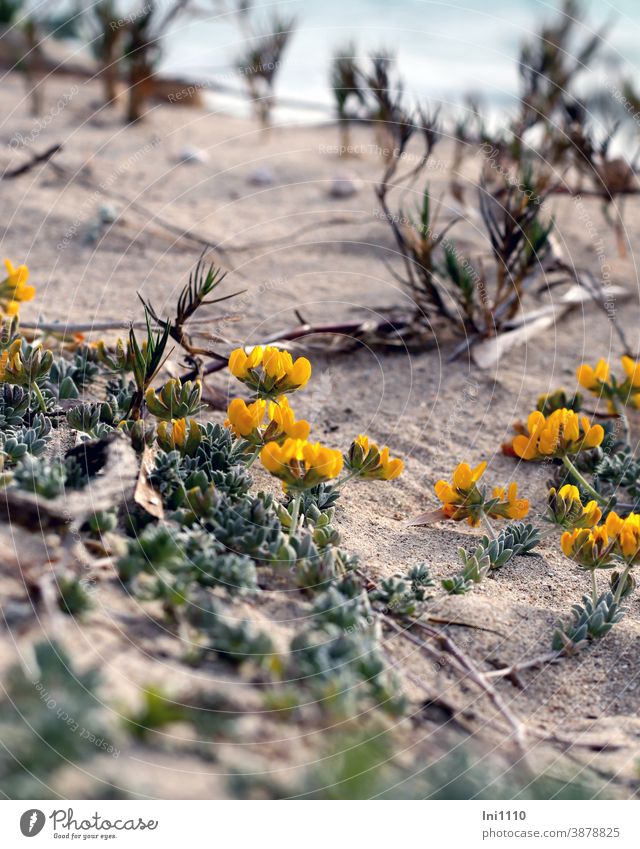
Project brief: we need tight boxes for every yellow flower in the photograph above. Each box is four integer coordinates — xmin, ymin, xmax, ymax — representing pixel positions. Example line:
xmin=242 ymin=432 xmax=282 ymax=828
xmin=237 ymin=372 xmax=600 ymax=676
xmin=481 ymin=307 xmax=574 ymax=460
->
xmin=512 ymin=409 xmax=603 ymax=461
xmin=607 ymin=511 xmax=640 ymax=564
xmin=260 ymin=437 xmax=343 ymax=490
xmin=267 ymin=396 xmax=310 ymax=440
xmin=576 ymin=359 xmax=610 ymax=393
xmin=434 ymin=461 xmax=487 ymax=526
xmin=547 ymin=484 xmax=601 ymax=529
xmin=490 ymin=483 xmax=529 ymax=520
xmin=561 ymin=510 xmax=640 ymax=569
xmin=228 ymin=345 xmax=264 ymax=379
xmin=452 ymin=460 xmax=486 ymax=490
xmin=345 ymin=433 xmax=404 ymax=481
xmin=0 ymin=348 xmax=9 ymax=381
xmin=576 ymin=355 xmax=640 ymax=411
xmin=560 ymin=526 xmax=614 ymax=569
xmin=156 ymin=417 xmax=202 ymax=456
xmin=621 ymin=356 xmax=640 ymax=389
xmin=225 ymin=395 xmax=310 ymax=444
xmin=378 ymin=446 xmax=403 ymax=480
xmin=0 ymin=259 xmax=35 ymax=316
xmin=225 ymin=398 xmax=267 ymax=439
xmin=228 ymin=345 xmax=311 ymax=398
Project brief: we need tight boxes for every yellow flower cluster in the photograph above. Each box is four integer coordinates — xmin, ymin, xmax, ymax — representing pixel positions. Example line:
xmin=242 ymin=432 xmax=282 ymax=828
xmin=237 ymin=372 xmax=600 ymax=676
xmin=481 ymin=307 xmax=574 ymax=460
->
xmin=605 ymin=512 xmax=640 ymax=564
xmin=561 ymin=525 xmax=613 ymax=570
xmin=228 ymin=345 xmax=311 ymax=398
xmin=547 ymin=484 xmax=602 ymax=530
xmin=225 ymin=346 xmax=403 ymax=494
xmin=434 ymin=461 xmax=528 ymax=526
xmin=490 ymin=483 xmax=530 ymax=521
xmin=512 ymin=409 xmax=603 ymax=461
xmin=0 ymin=259 xmax=35 ymax=317
xmin=576 ymin=358 xmax=610 ymax=394
xmin=225 ymin=396 xmax=310 ymax=444
xmin=260 ymin=438 xmax=344 ymax=491
xmin=577 ymin=356 xmax=640 ymax=410
xmin=561 ymin=511 xmax=640 ymax=569
xmin=346 ymin=434 xmax=403 ymax=481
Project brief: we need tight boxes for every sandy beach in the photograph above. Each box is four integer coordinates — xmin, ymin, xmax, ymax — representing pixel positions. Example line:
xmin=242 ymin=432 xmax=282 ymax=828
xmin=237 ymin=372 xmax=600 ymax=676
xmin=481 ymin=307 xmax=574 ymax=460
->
xmin=1 ymin=64 xmax=640 ymax=800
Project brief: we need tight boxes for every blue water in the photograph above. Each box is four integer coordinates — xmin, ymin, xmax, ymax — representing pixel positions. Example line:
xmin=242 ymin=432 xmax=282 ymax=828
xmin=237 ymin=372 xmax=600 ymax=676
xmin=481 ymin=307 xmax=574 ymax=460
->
xmin=162 ymin=0 xmax=640 ymax=120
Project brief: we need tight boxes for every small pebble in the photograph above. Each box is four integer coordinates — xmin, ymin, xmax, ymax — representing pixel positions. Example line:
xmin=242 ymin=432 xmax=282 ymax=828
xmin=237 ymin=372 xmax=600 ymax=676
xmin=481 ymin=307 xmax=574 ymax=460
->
xmin=247 ymin=166 xmax=276 ymax=186
xmin=328 ymin=175 xmax=360 ymax=198
xmin=177 ymin=145 xmax=209 ymax=164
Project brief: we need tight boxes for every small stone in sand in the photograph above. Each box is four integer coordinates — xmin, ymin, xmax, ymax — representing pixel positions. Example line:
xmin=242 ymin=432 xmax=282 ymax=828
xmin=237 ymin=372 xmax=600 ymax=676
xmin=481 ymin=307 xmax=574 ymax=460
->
xmin=178 ymin=145 xmax=210 ymax=164
xmin=248 ymin=166 xmax=276 ymax=186
xmin=328 ymin=176 xmax=360 ymax=198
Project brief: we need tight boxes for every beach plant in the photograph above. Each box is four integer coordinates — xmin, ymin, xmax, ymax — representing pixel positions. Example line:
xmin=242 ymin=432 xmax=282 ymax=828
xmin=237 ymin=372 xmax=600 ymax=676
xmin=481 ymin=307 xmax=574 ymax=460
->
xmin=576 ymin=356 xmax=640 ymax=444
xmin=122 ymin=1 xmax=191 ymax=122
xmin=8 ymin=254 xmax=624 ymax=796
xmin=145 ymin=378 xmax=202 ymax=421
xmin=79 ymin=0 xmax=127 ymax=105
xmin=344 ymin=434 xmax=403 ymax=481
xmin=546 ymin=485 xmax=602 ymax=531
xmin=228 ymin=345 xmax=311 ymax=399
xmin=511 ymin=409 xmax=605 ymax=506
xmin=536 ymin=388 xmax=582 ymax=416
xmin=0 ymin=384 xmax=30 ymax=427
xmin=124 ymin=686 xmax=237 ymax=740
xmin=140 ymin=255 xmax=243 ymax=371
xmin=125 ymin=310 xmax=172 ymax=419
xmin=0 ymin=259 xmax=35 ymax=317
xmin=0 ymin=415 xmax=51 ymax=462
xmin=433 ymin=461 xmax=529 ymax=528
xmin=515 ymin=0 xmax=607 ymax=138
xmin=0 ymin=0 xmax=22 ymax=24
xmin=0 ymin=339 xmax=53 ymax=413
xmin=184 ymin=593 xmax=275 ymax=668
xmin=442 ymin=523 xmax=540 ymax=595
xmin=592 ymin=449 xmax=640 ymax=508
xmin=373 ymin=104 xmax=554 ymax=344
xmin=56 ymin=573 xmax=94 ymax=616
xmin=0 ymin=642 xmax=115 ymax=799
xmin=368 ymin=563 xmax=434 ymax=616
xmin=233 ymin=10 xmax=296 ymax=127
xmin=330 ymin=42 xmax=366 ymax=150
xmin=552 ymin=592 xmax=624 ymax=653
xmin=506 ymin=375 xmax=638 ymax=654
xmin=225 ymin=395 xmax=310 ymax=446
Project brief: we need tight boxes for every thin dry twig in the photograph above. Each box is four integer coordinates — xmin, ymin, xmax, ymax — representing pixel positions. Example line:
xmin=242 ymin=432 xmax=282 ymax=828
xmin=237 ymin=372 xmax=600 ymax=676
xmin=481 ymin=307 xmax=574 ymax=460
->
xmin=485 ymin=651 xmax=563 ymax=681
xmin=1 ymin=144 xmax=63 ymax=179
xmin=381 ymin=614 xmax=528 ymax=754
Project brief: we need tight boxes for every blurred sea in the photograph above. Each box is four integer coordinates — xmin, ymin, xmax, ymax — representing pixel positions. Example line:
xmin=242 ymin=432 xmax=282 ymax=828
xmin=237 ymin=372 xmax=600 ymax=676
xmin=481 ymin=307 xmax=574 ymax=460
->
xmin=160 ymin=0 xmax=640 ymax=122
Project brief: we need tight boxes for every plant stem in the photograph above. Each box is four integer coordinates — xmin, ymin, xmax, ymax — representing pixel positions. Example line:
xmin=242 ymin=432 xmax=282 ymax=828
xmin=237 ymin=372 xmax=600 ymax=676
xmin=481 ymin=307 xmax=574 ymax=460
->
xmin=612 ymin=398 xmax=631 ymax=448
xmin=246 ymin=447 xmax=260 ymax=468
xmin=482 ymin=514 xmax=497 ymax=540
xmin=613 ymin=563 xmax=632 ymax=604
xmin=590 ymin=569 xmax=598 ymax=605
xmin=289 ymin=493 xmax=302 ymax=539
xmin=332 ymin=469 xmax=360 ymax=491
xmin=561 ymin=455 xmax=607 ymax=507
xmin=30 ymin=381 xmax=47 ymax=413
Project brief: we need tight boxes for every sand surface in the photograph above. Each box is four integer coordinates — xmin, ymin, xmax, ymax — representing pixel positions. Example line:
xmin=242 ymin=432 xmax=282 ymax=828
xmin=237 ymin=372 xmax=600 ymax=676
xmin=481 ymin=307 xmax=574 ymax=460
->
xmin=1 ymin=72 xmax=640 ymax=799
